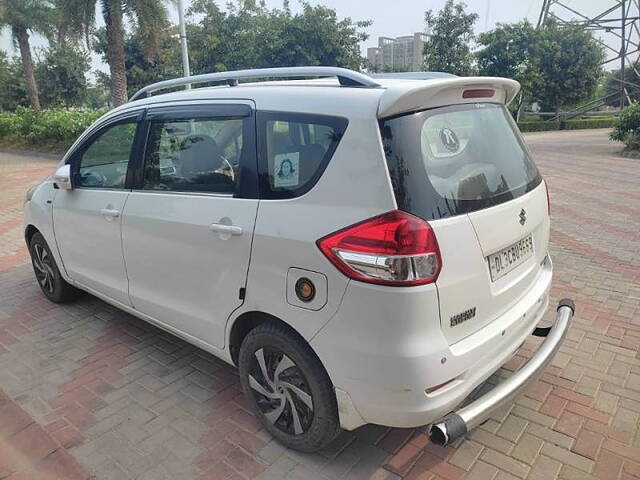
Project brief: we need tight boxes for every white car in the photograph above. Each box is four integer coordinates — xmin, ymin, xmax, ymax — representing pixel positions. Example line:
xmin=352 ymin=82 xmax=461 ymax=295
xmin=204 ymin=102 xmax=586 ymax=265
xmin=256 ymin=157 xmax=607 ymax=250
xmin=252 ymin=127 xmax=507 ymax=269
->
xmin=23 ymin=67 xmax=574 ymax=452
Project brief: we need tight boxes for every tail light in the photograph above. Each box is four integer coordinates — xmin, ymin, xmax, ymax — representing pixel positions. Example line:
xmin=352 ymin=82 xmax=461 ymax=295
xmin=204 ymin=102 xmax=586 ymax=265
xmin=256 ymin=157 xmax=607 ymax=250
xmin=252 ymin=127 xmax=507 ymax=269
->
xmin=544 ymin=181 xmax=551 ymax=215
xmin=316 ymin=210 xmax=441 ymax=286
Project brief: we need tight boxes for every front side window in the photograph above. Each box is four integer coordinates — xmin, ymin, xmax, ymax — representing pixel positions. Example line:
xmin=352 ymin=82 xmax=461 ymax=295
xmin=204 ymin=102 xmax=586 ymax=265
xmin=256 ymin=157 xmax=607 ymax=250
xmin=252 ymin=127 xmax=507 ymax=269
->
xmin=381 ymin=103 xmax=541 ymax=220
xmin=77 ymin=121 xmax=137 ymax=189
xmin=258 ymin=112 xmax=348 ymax=198
xmin=143 ymin=116 xmax=246 ymax=194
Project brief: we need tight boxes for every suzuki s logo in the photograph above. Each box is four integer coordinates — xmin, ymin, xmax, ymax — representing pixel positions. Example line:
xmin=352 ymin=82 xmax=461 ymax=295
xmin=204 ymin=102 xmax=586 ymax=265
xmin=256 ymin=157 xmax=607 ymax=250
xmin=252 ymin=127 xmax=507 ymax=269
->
xmin=440 ymin=128 xmax=460 ymax=152
xmin=519 ymin=209 xmax=527 ymax=226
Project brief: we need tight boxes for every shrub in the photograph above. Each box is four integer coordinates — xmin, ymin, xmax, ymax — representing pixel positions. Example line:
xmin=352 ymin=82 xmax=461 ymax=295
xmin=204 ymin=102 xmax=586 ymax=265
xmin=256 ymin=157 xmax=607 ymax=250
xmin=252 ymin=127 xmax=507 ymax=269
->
xmin=517 ymin=121 xmax=561 ymax=132
xmin=0 ymin=108 xmax=104 ymax=149
xmin=561 ymin=118 xmax=614 ymax=130
xmin=611 ymin=103 xmax=640 ymax=147
xmin=517 ymin=117 xmax=615 ymax=133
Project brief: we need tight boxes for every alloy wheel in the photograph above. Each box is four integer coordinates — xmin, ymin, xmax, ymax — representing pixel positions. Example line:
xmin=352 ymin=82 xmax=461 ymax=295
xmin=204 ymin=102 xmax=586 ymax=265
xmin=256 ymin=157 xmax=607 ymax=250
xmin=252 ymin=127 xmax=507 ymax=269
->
xmin=32 ymin=244 xmax=55 ymax=295
xmin=248 ymin=347 xmax=314 ymax=435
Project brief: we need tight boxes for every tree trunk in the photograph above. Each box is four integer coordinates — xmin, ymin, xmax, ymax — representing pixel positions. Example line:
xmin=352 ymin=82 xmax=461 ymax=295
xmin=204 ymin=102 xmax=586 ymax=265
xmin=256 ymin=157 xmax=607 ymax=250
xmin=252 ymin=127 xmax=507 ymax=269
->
xmin=13 ymin=25 xmax=41 ymax=112
xmin=103 ymin=0 xmax=128 ymax=106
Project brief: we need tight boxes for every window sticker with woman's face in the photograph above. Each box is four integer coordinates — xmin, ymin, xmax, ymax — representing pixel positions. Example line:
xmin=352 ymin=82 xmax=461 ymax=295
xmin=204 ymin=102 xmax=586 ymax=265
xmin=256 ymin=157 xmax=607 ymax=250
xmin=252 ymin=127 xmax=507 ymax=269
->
xmin=273 ymin=152 xmax=299 ymax=188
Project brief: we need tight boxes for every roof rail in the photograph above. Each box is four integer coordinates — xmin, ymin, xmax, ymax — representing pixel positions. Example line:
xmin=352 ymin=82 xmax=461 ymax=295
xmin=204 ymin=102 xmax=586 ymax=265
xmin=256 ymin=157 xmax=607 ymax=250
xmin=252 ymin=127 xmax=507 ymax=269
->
xmin=369 ymin=72 xmax=457 ymax=80
xmin=129 ymin=66 xmax=381 ymax=101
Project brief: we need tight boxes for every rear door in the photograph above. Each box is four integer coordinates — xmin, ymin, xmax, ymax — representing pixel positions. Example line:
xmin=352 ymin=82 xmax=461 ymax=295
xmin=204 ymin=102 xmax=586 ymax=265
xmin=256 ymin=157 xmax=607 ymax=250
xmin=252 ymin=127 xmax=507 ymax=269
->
xmin=121 ymin=102 xmax=258 ymax=348
xmin=381 ymin=103 xmax=548 ymax=344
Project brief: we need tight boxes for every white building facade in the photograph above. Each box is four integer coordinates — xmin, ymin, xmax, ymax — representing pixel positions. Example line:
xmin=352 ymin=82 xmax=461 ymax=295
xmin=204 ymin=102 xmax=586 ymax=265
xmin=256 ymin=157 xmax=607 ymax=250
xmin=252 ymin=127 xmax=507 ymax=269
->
xmin=367 ymin=33 xmax=429 ymax=72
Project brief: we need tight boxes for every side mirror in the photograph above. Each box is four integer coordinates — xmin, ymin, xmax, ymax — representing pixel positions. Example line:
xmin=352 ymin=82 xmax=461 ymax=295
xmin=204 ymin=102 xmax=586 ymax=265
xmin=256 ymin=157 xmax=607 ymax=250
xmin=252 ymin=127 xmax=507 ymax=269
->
xmin=53 ymin=164 xmax=73 ymax=190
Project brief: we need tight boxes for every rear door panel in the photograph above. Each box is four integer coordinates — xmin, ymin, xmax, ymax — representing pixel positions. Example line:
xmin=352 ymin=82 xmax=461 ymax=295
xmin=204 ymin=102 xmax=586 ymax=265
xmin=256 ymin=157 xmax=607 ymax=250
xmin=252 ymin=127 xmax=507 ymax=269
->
xmin=121 ymin=101 xmax=258 ymax=349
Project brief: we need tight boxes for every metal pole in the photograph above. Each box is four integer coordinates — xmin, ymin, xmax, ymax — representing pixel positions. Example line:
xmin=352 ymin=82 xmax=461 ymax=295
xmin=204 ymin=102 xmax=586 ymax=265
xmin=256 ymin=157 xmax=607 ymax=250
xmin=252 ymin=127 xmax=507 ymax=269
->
xmin=177 ymin=0 xmax=191 ymax=88
xmin=537 ymin=0 xmax=550 ymax=28
xmin=621 ymin=0 xmax=627 ymax=109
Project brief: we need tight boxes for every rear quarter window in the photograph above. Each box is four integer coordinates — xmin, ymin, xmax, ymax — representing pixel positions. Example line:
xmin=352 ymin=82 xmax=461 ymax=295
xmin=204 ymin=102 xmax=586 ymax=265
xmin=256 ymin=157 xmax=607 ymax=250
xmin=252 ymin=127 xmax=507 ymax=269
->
xmin=257 ymin=112 xmax=348 ymax=199
xmin=381 ymin=103 xmax=541 ymax=220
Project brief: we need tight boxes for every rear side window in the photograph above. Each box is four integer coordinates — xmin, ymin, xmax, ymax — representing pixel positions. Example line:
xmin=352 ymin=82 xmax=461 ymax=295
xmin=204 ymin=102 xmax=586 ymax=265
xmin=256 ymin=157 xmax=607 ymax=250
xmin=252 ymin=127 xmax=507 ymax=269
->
xmin=381 ymin=103 xmax=541 ymax=220
xmin=257 ymin=112 xmax=348 ymax=198
xmin=142 ymin=116 xmax=246 ymax=194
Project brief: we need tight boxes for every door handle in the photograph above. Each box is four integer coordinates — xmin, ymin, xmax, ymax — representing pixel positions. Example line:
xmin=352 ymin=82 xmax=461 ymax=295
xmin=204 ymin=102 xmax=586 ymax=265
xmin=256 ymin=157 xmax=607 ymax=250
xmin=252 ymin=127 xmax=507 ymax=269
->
xmin=100 ymin=208 xmax=120 ymax=218
xmin=209 ymin=223 xmax=243 ymax=236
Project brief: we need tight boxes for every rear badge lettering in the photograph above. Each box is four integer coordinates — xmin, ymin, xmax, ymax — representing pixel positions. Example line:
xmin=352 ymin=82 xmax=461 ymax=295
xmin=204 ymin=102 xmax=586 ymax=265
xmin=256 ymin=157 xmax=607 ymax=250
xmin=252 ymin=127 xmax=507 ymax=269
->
xmin=450 ymin=307 xmax=476 ymax=327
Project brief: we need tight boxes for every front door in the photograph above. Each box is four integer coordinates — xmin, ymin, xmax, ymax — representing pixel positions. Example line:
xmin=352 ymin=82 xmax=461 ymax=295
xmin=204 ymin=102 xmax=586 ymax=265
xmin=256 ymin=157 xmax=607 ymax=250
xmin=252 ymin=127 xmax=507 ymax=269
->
xmin=121 ymin=103 xmax=258 ymax=348
xmin=53 ymin=116 xmax=141 ymax=305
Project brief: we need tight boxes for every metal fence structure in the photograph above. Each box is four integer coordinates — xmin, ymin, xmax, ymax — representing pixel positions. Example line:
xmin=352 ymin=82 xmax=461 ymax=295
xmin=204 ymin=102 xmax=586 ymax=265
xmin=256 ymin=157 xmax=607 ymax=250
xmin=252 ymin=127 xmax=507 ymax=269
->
xmin=538 ymin=0 xmax=640 ymax=113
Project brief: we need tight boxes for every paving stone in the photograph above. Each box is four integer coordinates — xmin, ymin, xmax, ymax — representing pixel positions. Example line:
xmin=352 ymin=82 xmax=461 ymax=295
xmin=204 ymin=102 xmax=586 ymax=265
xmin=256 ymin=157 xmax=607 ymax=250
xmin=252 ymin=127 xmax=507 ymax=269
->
xmin=510 ymin=433 xmax=544 ymax=465
xmin=464 ymin=460 xmax=499 ymax=480
xmin=496 ymin=416 xmax=528 ymax=443
xmin=1 ymin=133 xmax=640 ymax=479
xmin=448 ymin=440 xmax=483 ymax=471
xmin=541 ymin=442 xmax=594 ymax=473
xmin=480 ymin=448 xmax=530 ymax=478
xmin=529 ymin=454 xmax=563 ymax=480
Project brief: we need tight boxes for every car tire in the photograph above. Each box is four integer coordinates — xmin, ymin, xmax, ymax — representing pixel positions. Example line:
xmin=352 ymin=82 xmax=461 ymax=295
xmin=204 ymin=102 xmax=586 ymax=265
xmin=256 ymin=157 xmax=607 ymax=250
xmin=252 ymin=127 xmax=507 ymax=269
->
xmin=238 ymin=322 xmax=340 ymax=452
xmin=29 ymin=232 xmax=78 ymax=303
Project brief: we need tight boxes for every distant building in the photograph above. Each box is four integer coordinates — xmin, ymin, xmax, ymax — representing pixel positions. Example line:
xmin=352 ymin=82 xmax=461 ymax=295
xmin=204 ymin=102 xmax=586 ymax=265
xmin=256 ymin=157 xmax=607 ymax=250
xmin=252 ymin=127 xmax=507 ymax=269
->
xmin=367 ymin=33 xmax=429 ymax=72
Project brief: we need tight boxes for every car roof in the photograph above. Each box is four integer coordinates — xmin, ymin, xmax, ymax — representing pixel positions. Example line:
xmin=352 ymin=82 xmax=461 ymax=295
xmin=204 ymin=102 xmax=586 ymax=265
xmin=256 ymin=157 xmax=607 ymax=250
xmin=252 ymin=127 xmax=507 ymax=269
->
xmin=105 ymin=72 xmax=520 ymax=122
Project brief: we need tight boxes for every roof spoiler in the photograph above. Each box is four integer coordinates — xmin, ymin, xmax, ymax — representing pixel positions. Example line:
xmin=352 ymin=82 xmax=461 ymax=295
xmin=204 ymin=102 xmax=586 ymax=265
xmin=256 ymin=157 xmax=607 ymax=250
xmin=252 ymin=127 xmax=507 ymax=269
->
xmin=129 ymin=67 xmax=381 ymax=102
xmin=377 ymin=76 xmax=521 ymax=118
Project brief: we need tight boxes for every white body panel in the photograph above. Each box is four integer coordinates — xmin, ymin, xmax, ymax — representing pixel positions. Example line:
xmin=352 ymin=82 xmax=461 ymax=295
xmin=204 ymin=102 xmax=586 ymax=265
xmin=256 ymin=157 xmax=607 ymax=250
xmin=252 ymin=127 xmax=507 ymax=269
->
xmin=52 ymin=189 xmax=132 ymax=305
xmin=24 ymin=72 xmax=556 ymax=433
xmin=311 ymin=258 xmax=551 ymax=428
xmin=235 ymin=113 xmax=397 ymax=341
xmin=122 ymin=192 xmax=259 ymax=348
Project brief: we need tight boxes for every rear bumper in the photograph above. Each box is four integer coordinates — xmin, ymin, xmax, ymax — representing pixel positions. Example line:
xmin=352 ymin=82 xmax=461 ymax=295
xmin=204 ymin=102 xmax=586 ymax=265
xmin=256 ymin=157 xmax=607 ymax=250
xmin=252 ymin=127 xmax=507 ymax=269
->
xmin=312 ymin=256 xmax=554 ymax=430
xmin=429 ymin=299 xmax=575 ymax=445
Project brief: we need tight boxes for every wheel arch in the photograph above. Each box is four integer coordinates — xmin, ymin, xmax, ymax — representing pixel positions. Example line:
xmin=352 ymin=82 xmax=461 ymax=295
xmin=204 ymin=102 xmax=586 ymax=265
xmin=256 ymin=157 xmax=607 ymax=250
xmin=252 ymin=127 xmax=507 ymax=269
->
xmin=228 ymin=310 xmax=312 ymax=367
xmin=24 ymin=224 xmax=40 ymax=246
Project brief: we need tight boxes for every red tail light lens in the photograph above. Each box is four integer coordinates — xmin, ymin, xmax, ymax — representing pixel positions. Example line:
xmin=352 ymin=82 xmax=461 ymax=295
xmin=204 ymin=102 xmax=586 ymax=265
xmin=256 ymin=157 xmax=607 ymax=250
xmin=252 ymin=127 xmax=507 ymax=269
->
xmin=317 ymin=210 xmax=441 ymax=286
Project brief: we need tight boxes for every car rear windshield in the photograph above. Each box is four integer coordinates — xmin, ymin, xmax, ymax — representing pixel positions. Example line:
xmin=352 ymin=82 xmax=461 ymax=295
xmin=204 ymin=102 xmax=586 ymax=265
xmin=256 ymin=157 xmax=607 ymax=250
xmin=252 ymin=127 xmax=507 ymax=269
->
xmin=380 ymin=103 xmax=541 ymax=220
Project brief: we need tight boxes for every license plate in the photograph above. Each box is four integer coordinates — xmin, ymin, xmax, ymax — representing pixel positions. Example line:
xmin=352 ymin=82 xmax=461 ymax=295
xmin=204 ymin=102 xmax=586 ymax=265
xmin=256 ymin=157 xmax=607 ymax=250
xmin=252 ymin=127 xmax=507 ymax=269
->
xmin=488 ymin=234 xmax=534 ymax=281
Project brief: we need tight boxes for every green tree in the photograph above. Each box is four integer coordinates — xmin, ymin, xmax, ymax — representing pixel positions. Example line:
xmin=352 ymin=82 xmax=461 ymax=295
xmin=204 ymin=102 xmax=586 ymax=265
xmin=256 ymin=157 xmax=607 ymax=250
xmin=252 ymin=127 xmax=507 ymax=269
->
xmin=0 ymin=51 xmax=29 ymax=111
xmin=186 ymin=0 xmax=369 ymax=74
xmin=529 ymin=20 xmax=604 ymax=115
xmin=61 ymin=0 xmax=168 ymax=106
xmin=84 ymin=80 xmax=111 ymax=109
xmin=35 ymin=41 xmax=90 ymax=107
xmin=93 ymin=26 xmax=182 ymax=99
xmin=476 ymin=21 xmax=536 ymax=88
xmin=0 ymin=0 xmax=54 ymax=111
xmin=603 ymin=68 xmax=640 ymax=107
xmin=423 ymin=0 xmax=478 ymax=75
xmin=476 ymin=21 xmax=537 ymax=117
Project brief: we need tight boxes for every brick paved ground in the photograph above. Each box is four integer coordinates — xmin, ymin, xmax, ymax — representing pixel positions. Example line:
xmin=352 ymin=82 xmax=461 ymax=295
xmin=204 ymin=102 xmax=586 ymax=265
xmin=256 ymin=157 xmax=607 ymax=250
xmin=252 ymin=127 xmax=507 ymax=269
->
xmin=0 ymin=129 xmax=638 ymax=480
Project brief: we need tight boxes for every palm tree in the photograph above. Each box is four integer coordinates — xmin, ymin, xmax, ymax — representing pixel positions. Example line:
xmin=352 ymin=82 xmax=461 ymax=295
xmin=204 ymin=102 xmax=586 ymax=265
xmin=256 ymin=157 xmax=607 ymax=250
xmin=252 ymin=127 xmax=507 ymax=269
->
xmin=62 ymin=0 xmax=167 ymax=106
xmin=0 ymin=0 xmax=54 ymax=111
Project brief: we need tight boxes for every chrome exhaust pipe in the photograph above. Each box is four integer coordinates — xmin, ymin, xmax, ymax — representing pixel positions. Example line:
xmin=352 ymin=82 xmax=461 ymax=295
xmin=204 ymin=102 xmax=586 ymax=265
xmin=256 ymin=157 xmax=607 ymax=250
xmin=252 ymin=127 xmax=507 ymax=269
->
xmin=428 ymin=298 xmax=575 ymax=447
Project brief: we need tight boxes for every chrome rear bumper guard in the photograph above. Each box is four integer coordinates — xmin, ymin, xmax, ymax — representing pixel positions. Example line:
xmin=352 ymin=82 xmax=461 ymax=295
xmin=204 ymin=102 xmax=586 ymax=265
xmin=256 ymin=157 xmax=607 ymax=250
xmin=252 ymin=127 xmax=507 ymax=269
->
xmin=428 ymin=298 xmax=575 ymax=446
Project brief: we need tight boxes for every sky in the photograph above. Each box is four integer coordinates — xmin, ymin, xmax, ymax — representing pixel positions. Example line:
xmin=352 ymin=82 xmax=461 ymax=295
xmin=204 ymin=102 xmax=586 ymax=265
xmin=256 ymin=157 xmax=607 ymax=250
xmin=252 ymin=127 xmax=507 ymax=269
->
xmin=0 ymin=0 xmax=626 ymax=77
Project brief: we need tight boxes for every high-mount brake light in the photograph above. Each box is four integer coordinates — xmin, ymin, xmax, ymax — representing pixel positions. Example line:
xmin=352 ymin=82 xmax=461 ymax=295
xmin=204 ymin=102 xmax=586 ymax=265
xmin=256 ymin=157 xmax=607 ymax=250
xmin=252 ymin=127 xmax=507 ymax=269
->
xmin=462 ymin=89 xmax=495 ymax=99
xmin=316 ymin=210 xmax=441 ymax=286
